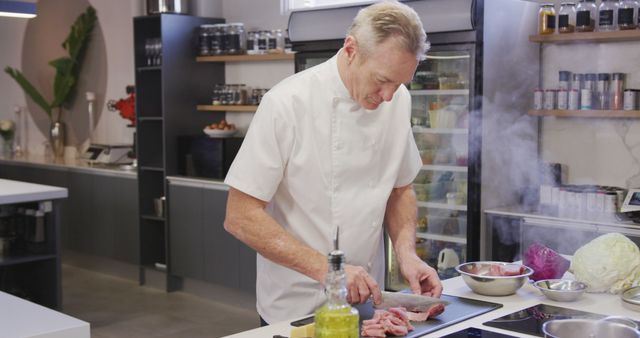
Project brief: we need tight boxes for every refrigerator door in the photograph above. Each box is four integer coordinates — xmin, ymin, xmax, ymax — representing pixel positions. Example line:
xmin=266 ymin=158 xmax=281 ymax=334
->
xmin=387 ymin=43 xmax=476 ymax=291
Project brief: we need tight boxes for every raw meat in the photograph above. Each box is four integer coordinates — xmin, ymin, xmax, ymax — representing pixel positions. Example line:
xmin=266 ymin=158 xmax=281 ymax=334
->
xmin=361 ymin=304 xmax=445 ymax=337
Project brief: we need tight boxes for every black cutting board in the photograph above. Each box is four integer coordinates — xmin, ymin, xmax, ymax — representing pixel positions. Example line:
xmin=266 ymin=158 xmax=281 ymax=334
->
xmin=290 ymin=295 xmax=502 ymax=338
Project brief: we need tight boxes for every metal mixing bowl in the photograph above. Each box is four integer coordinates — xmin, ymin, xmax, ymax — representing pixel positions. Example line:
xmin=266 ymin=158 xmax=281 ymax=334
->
xmin=533 ymin=279 xmax=587 ymax=302
xmin=622 ymin=286 xmax=640 ymax=312
xmin=455 ymin=261 xmax=533 ymax=296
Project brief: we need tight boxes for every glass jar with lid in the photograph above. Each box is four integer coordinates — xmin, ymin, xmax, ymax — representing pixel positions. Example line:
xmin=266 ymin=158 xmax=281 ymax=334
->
xmin=618 ymin=0 xmax=638 ymax=29
xmin=598 ymin=0 xmax=618 ymax=31
xmin=226 ymin=23 xmax=246 ymax=55
xmin=257 ymin=31 xmax=268 ymax=54
xmin=558 ymin=2 xmax=577 ymax=33
xmin=211 ymin=24 xmax=224 ymax=55
xmin=198 ymin=24 xmax=212 ymax=56
xmin=576 ymin=0 xmax=597 ymax=32
xmin=538 ymin=3 xmax=557 ymax=34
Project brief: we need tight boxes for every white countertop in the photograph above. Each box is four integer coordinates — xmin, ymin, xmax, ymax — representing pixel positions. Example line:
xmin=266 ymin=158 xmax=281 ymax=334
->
xmin=0 ymin=154 xmax=137 ymax=178
xmin=0 ymin=291 xmax=89 ymax=338
xmin=225 ymin=275 xmax=640 ymax=338
xmin=0 ymin=178 xmax=68 ymax=204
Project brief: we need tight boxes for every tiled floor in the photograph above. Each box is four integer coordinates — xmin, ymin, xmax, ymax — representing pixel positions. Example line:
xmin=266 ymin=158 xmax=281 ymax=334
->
xmin=61 ymin=265 xmax=260 ymax=338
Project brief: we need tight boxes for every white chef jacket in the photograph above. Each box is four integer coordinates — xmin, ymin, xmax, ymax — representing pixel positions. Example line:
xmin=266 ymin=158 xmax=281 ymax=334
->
xmin=224 ymin=51 xmax=422 ymax=324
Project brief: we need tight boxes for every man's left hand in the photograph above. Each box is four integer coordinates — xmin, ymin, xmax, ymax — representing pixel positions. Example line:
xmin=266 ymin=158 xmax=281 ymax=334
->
xmin=399 ymin=255 xmax=443 ymax=297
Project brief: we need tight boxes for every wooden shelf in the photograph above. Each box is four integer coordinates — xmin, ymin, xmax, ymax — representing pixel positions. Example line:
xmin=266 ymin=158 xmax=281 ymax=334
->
xmin=528 ymin=109 xmax=640 ymax=118
xmin=196 ymin=53 xmax=295 ymax=63
xmin=197 ymin=105 xmax=258 ymax=112
xmin=529 ymin=30 xmax=640 ymax=43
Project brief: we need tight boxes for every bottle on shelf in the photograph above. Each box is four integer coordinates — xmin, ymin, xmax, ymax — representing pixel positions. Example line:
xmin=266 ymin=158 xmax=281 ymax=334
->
xmin=538 ymin=3 xmax=557 ymax=35
xmin=610 ymin=73 xmax=625 ymax=110
xmin=617 ymin=0 xmax=638 ymax=30
xmin=596 ymin=73 xmax=611 ymax=109
xmin=558 ymin=2 xmax=577 ymax=33
xmin=576 ymin=0 xmax=597 ymax=32
xmin=598 ymin=0 xmax=618 ymax=31
xmin=314 ymin=246 xmax=359 ymax=338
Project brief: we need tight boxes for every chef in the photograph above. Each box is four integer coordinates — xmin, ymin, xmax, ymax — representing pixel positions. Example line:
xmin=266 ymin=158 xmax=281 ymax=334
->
xmin=223 ymin=0 xmax=442 ymax=325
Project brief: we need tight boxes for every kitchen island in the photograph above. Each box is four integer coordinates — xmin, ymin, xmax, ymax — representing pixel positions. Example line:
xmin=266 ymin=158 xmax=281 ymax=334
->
xmin=225 ymin=274 xmax=640 ymax=337
xmin=0 ymin=178 xmax=67 ymax=309
xmin=0 ymin=290 xmax=89 ymax=338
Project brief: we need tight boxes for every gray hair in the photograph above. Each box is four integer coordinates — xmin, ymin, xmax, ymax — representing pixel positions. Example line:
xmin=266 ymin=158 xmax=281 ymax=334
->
xmin=347 ymin=1 xmax=429 ymax=61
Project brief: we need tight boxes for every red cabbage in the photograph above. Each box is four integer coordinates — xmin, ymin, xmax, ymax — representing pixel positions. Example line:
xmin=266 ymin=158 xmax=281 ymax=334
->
xmin=523 ymin=243 xmax=570 ymax=281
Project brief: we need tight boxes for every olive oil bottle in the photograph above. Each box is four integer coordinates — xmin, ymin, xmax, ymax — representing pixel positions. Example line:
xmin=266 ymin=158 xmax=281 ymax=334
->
xmin=314 ymin=250 xmax=359 ymax=338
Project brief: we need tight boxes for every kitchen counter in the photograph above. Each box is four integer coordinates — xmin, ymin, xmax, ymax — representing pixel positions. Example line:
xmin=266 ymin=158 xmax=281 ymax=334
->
xmin=0 ymin=290 xmax=89 ymax=338
xmin=0 ymin=154 xmax=137 ymax=178
xmin=225 ymin=275 xmax=640 ymax=337
xmin=0 ymin=178 xmax=68 ymax=204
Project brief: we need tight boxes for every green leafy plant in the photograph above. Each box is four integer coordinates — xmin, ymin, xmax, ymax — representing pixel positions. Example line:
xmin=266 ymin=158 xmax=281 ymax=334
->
xmin=4 ymin=6 xmax=97 ymax=121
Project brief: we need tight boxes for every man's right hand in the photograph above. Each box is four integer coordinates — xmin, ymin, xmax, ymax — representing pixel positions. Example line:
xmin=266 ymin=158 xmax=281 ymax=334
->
xmin=344 ymin=264 xmax=382 ymax=305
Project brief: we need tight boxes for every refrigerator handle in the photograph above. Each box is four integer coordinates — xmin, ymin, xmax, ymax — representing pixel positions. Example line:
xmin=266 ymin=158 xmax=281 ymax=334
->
xmin=470 ymin=0 xmax=477 ymax=30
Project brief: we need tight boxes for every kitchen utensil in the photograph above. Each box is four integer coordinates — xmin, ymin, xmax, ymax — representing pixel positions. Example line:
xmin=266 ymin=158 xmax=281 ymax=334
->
xmin=374 ymin=291 xmax=450 ymax=312
xmin=622 ymin=286 xmax=640 ymax=312
xmin=533 ymin=279 xmax=587 ymax=302
xmin=146 ymin=0 xmax=189 ymax=15
xmin=455 ymin=261 xmax=533 ymax=296
xmin=542 ymin=316 xmax=640 ymax=338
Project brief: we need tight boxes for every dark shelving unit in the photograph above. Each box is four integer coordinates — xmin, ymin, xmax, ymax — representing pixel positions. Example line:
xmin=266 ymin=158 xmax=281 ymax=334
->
xmin=134 ymin=14 xmax=225 ymax=291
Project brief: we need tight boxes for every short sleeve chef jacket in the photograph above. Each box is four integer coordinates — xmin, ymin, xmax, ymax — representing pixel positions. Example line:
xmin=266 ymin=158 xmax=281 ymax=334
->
xmin=224 ymin=51 xmax=422 ymax=324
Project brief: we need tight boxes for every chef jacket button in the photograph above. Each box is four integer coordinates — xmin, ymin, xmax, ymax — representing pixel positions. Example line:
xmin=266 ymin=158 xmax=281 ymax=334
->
xmin=367 ymin=262 xmax=372 ymax=271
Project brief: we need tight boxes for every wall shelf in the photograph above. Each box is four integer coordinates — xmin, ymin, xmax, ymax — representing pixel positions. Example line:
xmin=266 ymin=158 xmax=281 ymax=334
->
xmin=529 ymin=30 xmax=640 ymax=43
xmin=197 ymin=105 xmax=258 ymax=112
xmin=528 ymin=109 xmax=640 ymax=118
xmin=196 ymin=53 xmax=294 ymax=63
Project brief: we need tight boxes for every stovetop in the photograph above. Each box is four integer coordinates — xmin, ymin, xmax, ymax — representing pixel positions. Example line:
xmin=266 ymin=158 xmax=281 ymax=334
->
xmin=483 ymin=303 xmax=607 ymax=337
xmin=441 ymin=327 xmax=518 ymax=337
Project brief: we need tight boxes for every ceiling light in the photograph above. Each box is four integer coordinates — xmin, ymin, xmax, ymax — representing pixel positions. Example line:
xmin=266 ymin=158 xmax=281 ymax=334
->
xmin=0 ymin=1 xmax=36 ymax=19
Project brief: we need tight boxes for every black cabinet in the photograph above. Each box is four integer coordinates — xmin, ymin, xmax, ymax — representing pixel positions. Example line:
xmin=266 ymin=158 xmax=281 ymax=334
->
xmin=134 ymin=14 xmax=225 ymax=290
xmin=168 ymin=179 xmax=255 ymax=296
xmin=0 ymin=162 xmax=139 ymax=265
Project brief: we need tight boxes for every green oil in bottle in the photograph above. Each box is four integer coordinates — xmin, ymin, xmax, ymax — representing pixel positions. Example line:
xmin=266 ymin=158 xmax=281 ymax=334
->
xmin=314 ymin=250 xmax=359 ymax=338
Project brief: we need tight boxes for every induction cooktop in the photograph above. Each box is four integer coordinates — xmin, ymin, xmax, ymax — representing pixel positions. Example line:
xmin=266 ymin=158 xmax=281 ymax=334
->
xmin=441 ymin=327 xmax=518 ymax=337
xmin=483 ymin=303 xmax=607 ymax=337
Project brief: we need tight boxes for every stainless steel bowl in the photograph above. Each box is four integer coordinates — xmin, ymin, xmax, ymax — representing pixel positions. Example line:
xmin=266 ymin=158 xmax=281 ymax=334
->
xmin=455 ymin=261 xmax=533 ymax=296
xmin=622 ymin=286 xmax=640 ymax=312
xmin=533 ymin=279 xmax=587 ymax=302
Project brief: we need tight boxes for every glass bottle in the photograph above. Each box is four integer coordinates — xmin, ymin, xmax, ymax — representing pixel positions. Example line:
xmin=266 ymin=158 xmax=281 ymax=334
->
xmin=618 ymin=0 xmax=638 ymax=29
xmin=598 ymin=0 xmax=619 ymax=31
xmin=539 ymin=3 xmax=557 ymax=34
xmin=596 ymin=73 xmax=611 ymax=109
xmin=576 ymin=0 xmax=597 ymax=32
xmin=314 ymin=250 xmax=359 ymax=338
xmin=558 ymin=2 xmax=577 ymax=33
xmin=274 ymin=29 xmax=285 ymax=52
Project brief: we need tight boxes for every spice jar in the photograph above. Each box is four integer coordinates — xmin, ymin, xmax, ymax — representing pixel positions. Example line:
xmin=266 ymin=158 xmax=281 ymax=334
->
xmin=596 ymin=73 xmax=611 ymax=110
xmin=226 ymin=23 xmax=245 ymax=55
xmin=618 ymin=0 xmax=638 ymax=30
xmin=598 ymin=0 xmax=618 ymax=31
xmin=559 ymin=71 xmax=571 ymax=90
xmin=610 ymin=73 xmax=625 ymax=110
xmin=558 ymin=2 xmax=577 ymax=33
xmin=572 ymin=73 xmax=584 ymax=91
xmin=576 ymin=0 xmax=597 ymax=32
xmin=198 ymin=25 xmax=212 ymax=56
xmin=539 ymin=3 xmax=557 ymax=34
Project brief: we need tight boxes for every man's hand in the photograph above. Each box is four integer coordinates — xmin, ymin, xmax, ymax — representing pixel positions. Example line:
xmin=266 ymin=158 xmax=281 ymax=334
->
xmin=399 ymin=255 xmax=443 ymax=298
xmin=344 ymin=264 xmax=383 ymax=305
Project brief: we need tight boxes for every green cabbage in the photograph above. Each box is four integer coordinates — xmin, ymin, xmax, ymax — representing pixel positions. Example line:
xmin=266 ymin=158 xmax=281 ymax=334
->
xmin=571 ymin=233 xmax=640 ymax=294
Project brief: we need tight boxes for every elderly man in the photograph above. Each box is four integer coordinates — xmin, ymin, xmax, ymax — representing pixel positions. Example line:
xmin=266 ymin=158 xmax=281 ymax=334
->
xmin=223 ymin=0 xmax=442 ymax=325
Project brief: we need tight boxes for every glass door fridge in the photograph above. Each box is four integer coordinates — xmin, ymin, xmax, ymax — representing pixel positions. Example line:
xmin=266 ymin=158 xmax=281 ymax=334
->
xmin=386 ymin=42 xmax=478 ymax=291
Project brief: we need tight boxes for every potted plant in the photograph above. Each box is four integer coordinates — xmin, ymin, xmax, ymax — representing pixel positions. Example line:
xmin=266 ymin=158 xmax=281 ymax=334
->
xmin=4 ymin=6 xmax=97 ymax=157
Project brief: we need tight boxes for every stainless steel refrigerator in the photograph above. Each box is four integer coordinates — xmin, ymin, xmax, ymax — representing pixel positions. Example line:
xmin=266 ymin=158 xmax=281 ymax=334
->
xmin=289 ymin=0 xmax=538 ymax=290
